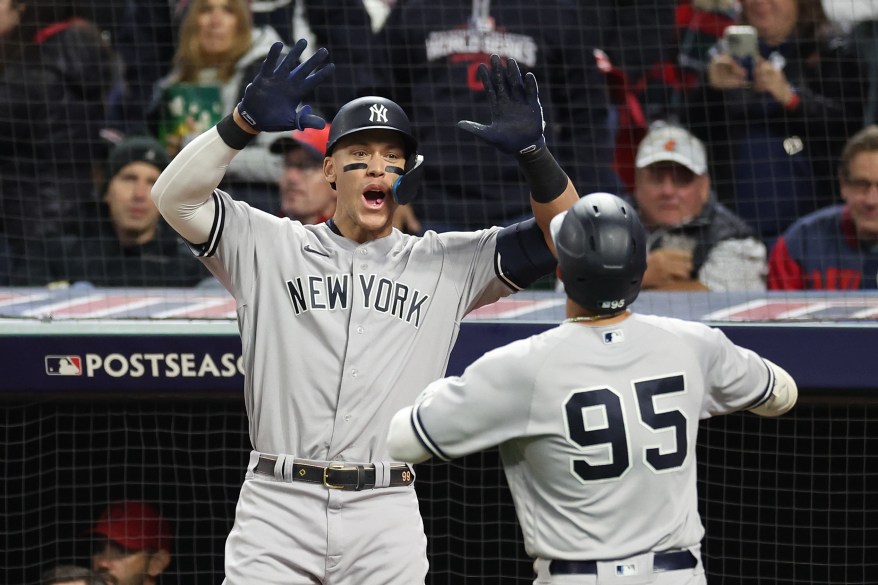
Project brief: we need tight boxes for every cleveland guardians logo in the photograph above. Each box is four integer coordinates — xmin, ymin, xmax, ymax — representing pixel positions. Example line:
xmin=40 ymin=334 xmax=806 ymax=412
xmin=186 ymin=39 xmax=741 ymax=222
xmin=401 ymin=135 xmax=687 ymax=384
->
xmin=45 ymin=355 xmax=83 ymax=376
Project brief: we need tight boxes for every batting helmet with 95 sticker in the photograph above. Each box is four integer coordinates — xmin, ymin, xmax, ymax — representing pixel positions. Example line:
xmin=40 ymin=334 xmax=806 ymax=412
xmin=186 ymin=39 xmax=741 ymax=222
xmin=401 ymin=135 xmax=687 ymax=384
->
xmin=552 ymin=193 xmax=647 ymax=315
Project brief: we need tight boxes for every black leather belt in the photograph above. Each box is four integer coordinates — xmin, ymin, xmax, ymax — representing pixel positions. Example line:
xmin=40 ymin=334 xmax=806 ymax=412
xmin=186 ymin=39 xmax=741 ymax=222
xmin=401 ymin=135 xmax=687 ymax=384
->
xmin=253 ymin=454 xmax=414 ymax=490
xmin=549 ymin=550 xmax=697 ymax=575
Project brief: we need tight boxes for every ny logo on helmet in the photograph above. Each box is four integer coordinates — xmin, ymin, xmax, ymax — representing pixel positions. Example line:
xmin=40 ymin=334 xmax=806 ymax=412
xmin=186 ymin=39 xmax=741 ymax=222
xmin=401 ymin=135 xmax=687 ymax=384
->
xmin=369 ymin=104 xmax=388 ymax=123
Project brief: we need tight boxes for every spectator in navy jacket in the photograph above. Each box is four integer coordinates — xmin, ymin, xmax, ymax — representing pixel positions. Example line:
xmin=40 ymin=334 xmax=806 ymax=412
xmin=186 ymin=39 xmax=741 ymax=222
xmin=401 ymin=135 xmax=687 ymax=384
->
xmin=684 ymin=0 xmax=867 ymax=240
xmin=769 ymin=125 xmax=878 ymax=290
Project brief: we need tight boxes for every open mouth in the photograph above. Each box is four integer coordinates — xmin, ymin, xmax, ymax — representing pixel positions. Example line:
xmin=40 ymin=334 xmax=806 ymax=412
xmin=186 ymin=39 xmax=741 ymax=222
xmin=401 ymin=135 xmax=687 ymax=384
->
xmin=363 ymin=189 xmax=386 ymax=208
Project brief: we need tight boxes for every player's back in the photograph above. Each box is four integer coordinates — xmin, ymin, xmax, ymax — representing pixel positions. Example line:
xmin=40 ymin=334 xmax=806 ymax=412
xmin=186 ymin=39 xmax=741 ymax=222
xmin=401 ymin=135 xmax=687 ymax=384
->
xmin=499 ymin=312 xmax=769 ymax=561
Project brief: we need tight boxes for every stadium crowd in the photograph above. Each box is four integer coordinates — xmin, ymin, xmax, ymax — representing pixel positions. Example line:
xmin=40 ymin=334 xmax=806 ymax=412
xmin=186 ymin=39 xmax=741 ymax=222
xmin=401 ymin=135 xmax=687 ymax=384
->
xmin=0 ymin=0 xmax=876 ymax=290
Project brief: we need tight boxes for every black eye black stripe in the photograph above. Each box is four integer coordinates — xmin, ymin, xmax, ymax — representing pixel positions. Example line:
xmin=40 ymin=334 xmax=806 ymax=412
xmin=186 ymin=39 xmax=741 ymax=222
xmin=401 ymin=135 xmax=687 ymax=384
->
xmin=341 ymin=163 xmax=406 ymax=174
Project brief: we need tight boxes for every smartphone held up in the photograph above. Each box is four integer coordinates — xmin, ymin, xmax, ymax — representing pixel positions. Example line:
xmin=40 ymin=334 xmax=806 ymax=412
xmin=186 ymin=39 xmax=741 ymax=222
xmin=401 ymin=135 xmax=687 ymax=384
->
xmin=723 ymin=25 xmax=758 ymax=82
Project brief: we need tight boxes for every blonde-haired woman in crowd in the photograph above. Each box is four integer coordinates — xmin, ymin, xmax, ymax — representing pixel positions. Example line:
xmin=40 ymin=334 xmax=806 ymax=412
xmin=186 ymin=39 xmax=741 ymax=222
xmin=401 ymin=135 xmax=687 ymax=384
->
xmin=149 ymin=0 xmax=288 ymax=211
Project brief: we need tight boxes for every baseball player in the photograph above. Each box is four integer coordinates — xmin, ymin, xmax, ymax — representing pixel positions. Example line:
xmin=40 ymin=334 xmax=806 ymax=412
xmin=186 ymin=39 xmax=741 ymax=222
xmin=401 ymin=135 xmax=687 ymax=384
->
xmin=387 ymin=193 xmax=798 ymax=584
xmin=151 ymin=39 xmax=578 ymax=585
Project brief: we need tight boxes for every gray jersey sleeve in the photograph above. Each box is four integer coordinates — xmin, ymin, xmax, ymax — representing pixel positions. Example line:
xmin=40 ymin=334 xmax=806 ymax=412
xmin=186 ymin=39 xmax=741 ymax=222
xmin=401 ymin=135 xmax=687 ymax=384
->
xmin=411 ymin=337 xmax=539 ymax=460
xmin=190 ymin=189 xmax=293 ymax=300
xmin=661 ymin=317 xmax=774 ymax=418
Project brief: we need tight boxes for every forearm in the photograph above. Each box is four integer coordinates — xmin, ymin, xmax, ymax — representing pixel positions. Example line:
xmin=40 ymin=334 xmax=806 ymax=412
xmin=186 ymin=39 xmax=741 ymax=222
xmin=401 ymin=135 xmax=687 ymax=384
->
xmin=518 ymin=147 xmax=579 ymax=251
xmin=387 ymin=407 xmax=432 ymax=464
xmin=151 ymin=125 xmax=239 ymax=243
xmin=749 ymin=359 xmax=797 ymax=417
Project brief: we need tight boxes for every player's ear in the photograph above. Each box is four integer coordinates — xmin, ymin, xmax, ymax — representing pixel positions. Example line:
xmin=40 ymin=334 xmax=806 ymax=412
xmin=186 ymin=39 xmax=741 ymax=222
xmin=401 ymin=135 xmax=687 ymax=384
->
xmin=324 ymin=156 xmax=337 ymax=190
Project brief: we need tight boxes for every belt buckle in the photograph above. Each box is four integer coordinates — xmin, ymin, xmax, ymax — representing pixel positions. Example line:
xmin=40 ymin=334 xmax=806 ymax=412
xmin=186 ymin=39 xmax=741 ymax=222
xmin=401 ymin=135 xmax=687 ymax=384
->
xmin=323 ymin=463 xmax=352 ymax=489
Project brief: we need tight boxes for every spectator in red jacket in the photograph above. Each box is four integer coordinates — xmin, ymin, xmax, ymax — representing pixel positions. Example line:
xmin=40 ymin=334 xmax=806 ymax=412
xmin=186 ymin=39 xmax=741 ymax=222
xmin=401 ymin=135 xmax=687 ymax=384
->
xmin=769 ymin=125 xmax=878 ymax=290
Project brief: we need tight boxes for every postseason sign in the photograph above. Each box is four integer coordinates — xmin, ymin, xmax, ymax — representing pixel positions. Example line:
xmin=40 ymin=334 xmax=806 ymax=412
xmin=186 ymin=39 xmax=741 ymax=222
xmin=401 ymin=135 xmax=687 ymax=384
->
xmin=3 ymin=332 xmax=244 ymax=393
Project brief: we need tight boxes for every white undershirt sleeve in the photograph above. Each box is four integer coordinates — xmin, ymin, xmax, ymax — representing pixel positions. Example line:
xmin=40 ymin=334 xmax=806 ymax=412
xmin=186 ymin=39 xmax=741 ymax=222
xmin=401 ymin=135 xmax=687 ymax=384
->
xmin=151 ymin=126 xmax=240 ymax=245
xmin=749 ymin=359 xmax=798 ymax=417
xmin=387 ymin=406 xmax=432 ymax=464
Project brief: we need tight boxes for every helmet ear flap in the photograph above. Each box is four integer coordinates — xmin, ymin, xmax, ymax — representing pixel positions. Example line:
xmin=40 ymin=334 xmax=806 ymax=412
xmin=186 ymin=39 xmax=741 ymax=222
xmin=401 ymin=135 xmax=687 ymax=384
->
xmin=392 ymin=154 xmax=425 ymax=205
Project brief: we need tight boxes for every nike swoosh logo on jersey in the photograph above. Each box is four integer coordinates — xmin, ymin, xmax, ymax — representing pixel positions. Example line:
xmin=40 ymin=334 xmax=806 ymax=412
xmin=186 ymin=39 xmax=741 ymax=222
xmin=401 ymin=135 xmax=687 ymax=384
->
xmin=303 ymin=244 xmax=330 ymax=257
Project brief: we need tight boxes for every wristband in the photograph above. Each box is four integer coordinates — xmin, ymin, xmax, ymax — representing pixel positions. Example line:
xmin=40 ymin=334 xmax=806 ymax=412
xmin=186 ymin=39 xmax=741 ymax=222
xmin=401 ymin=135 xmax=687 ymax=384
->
xmin=217 ymin=114 xmax=257 ymax=150
xmin=516 ymin=146 xmax=568 ymax=203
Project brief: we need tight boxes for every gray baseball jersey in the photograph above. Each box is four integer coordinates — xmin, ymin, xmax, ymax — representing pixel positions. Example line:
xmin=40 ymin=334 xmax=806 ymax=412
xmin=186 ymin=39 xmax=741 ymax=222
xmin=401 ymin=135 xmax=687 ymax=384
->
xmin=197 ymin=189 xmax=545 ymax=462
xmin=409 ymin=314 xmax=774 ymax=561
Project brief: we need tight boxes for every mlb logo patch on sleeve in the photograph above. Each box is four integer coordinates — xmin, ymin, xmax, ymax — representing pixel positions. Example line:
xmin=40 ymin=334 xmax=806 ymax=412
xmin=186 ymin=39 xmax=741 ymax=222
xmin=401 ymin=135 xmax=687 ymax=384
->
xmin=45 ymin=356 xmax=82 ymax=376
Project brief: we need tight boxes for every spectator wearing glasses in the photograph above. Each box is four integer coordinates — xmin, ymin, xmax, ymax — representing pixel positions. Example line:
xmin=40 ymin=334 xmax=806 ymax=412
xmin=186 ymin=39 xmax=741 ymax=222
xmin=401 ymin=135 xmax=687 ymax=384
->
xmin=632 ymin=121 xmax=767 ymax=291
xmin=769 ymin=125 xmax=878 ymax=290
xmin=271 ymin=124 xmax=336 ymax=224
xmin=86 ymin=500 xmax=172 ymax=585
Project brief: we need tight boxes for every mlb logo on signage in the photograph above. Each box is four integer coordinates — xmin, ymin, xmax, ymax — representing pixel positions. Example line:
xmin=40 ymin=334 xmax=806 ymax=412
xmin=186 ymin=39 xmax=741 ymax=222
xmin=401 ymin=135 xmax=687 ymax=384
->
xmin=45 ymin=355 xmax=83 ymax=376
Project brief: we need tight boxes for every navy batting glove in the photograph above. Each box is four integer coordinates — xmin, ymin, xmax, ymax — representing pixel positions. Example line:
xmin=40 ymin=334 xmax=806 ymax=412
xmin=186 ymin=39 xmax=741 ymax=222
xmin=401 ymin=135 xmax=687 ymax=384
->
xmin=457 ymin=55 xmax=546 ymax=156
xmin=237 ymin=39 xmax=335 ymax=132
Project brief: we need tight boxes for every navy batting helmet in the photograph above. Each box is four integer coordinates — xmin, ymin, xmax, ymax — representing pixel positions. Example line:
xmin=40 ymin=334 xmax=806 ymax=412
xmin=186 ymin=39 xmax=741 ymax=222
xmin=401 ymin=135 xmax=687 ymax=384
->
xmin=553 ymin=193 xmax=647 ymax=315
xmin=326 ymin=97 xmax=417 ymax=156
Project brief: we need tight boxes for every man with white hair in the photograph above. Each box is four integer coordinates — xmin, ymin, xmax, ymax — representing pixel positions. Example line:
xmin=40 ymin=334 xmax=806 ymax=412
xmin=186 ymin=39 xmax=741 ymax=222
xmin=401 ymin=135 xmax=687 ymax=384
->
xmin=632 ymin=121 xmax=767 ymax=291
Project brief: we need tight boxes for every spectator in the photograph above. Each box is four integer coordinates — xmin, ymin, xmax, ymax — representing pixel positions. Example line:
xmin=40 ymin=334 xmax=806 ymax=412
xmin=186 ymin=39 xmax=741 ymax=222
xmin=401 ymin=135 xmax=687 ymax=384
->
xmin=769 ymin=124 xmax=878 ymax=289
xmin=86 ymin=500 xmax=172 ymax=585
xmin=40 ymin=565 xmax=103 ymax=585
xmin=90 ymin=0 xmax=179 ymax=134
xmin=595 ymin=0 xmax=738 ymax=193
xmin=633 ymin=121 xmax=767 ymax=291
xmin=378 ymin=1 xmax=620 ymax=232
xmin=250 ymin=0 xmax=384 ymax=113
xmin=685 ymin=0 xmax=867 ymax=240
xmin=271 ymin=125 xmax=336 ymax=224
xmin=0 ymin=1 xmax=119 ymax=278
xmin=147 ymin=0 xmax=287 ymax=212
xmin=0 ymin=0 xmax=24 ymax=51
xmin=43 ymin=136 xmax=210 ymax=288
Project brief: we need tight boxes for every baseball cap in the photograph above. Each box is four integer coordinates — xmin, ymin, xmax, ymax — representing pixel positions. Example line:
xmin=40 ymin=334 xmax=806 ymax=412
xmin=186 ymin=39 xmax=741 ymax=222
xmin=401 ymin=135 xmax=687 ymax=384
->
xmin=270 ymin=124 xmax=331 ymax=159
xmin=87 ymin=500 xmax=173 ymax=552
xmin=106 ymin=136 xmax=171 ymax=181
xmin=635 ymin=122 xmax=707 ymax=175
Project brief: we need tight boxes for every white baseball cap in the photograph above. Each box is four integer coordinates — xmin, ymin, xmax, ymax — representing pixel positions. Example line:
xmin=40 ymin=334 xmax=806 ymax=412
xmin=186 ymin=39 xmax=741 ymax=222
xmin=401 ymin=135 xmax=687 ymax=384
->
xmin=635 ymin=122 xmax=707 ymax=175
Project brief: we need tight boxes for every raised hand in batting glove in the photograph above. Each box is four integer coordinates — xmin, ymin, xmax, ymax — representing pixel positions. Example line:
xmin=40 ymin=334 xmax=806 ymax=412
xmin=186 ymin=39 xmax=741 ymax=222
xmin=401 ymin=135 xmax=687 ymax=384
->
xmin=457 ymin=54 xmax=545 ymax=156
xmin=237 ymin=39 xmax=335 ymax=132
